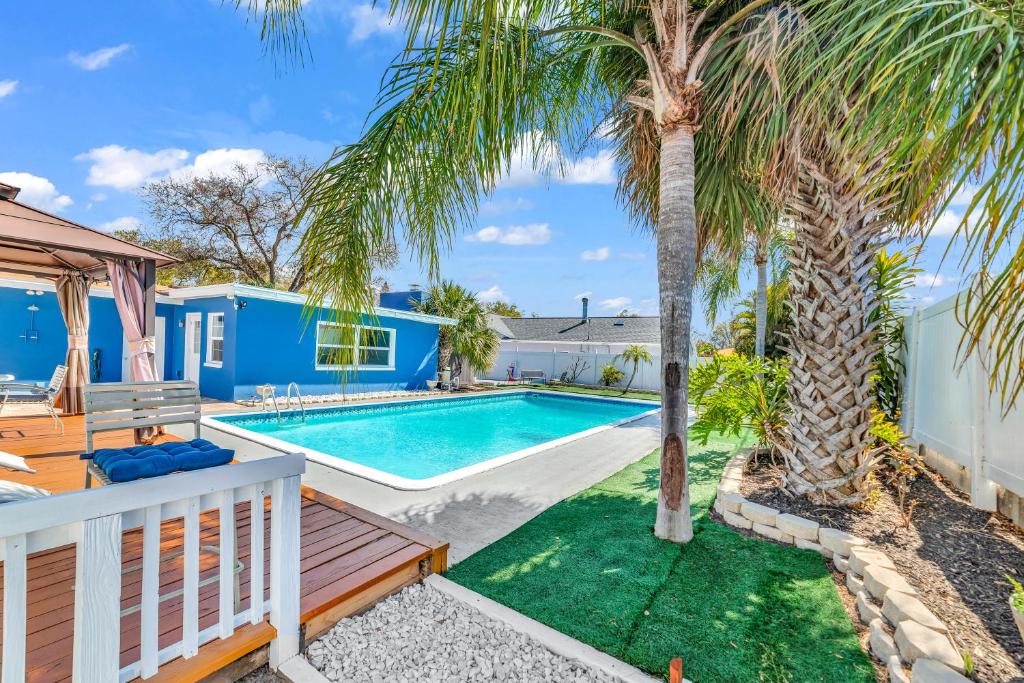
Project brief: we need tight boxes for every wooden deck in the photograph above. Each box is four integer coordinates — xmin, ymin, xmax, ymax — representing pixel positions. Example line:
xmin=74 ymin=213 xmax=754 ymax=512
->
xmin=0 ymin=413 xmax=448 ymax=682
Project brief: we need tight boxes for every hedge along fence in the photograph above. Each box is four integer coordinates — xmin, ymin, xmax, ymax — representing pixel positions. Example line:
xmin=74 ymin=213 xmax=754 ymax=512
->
xmin=901 ymin=287 xmax=1024 ymax=527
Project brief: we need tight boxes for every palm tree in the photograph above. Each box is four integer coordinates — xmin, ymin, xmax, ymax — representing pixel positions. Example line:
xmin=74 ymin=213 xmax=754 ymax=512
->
xmin=697 ymin=223 xmax=790 ymax=359
xmin=616 ymin=344 xmax=654 ymax=394
xmin=413 ymin=281 xmax=500 ymax=376
xmin=730 ymin=279 xmax=790 ymax=359
xmin=294 ymin=0 xmax=792 ymax=543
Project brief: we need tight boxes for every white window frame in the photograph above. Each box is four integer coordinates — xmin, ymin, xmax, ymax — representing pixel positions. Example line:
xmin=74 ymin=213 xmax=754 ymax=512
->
xmin=205 ymin=312 xmax=225 ymax=368
xmin=315 ymin=322 xmax=396 ymax=371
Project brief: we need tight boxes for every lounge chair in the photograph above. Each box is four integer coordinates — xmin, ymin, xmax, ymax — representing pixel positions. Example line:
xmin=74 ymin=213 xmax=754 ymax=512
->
xmin=0 ymin=365 xmax=67 ymax=434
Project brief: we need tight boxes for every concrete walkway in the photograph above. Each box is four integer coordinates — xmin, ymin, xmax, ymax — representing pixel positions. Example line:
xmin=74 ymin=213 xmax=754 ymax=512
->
xmin=195 ymin=410 xmax=660 ymax=564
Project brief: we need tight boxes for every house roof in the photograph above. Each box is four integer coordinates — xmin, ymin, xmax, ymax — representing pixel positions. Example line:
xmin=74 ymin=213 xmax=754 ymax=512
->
xmin=493 ymin=315 xmax=660 ymax=344
xmin=0 ymin=184 xmax=176 ymax=278
xmin=165 ymin=283 xmax=458 ymax=326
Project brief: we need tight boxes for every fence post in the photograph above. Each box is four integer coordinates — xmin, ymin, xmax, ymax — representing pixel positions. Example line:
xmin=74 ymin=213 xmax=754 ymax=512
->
xmin=902 ymin=308 xmax=922 ymax=438
xmin=72 ymin=514 xmax=123 ymax=683
xmin=970 ymin=331 xmax=998 ymax=511
xmin=269 ymin=474 xmax=302 ymax=669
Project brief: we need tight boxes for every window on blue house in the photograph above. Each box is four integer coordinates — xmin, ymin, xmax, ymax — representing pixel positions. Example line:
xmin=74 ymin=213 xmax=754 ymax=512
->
xmin=316 ymin=322 xmax=395 ymax=370
xmin=206 ymin=312 xmax=224 ymax=367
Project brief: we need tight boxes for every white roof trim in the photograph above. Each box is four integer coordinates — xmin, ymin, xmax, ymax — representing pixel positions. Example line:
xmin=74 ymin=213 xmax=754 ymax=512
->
xmin=165 ymin=283 xmax=456 ymax=325
xmin=0 ymin=276 xmax=182 ymax=305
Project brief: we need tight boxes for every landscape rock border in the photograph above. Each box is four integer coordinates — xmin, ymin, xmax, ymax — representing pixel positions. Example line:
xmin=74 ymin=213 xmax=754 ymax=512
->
xmin=714 ymin=450 xmax=970 ymax=683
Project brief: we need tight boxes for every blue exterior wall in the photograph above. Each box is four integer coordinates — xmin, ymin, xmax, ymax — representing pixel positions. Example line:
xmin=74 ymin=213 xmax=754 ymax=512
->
xmin=162 ymin=296 xmax=237 ymax=400
xmin=227 ymin=296 xmax=439 ymax=402
xmin=0 ymin=285 xmax=177 ymax=384
xmin=379 ymin=290 xmax=424 ymax=312
xmin=1 ymin=283 xmax=440 ymax=401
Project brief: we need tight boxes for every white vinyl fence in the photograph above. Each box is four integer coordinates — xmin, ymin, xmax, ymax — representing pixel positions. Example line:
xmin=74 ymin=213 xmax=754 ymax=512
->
xmin=0 ymin=453 xmax=304 ymax=682
xmin=480 ymin=341 xmax=663 ymax=391
xmin=901 ymin=290 xmax=1024 ymax=511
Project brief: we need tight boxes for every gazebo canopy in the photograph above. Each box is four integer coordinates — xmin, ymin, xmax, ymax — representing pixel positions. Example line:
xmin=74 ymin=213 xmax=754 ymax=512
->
xmin=0 ymin=182 xmax=176 ymax=279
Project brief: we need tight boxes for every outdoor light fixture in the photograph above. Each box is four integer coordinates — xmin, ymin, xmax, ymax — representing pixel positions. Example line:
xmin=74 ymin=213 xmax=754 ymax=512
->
xmin=235 ymin=299 xmax=247 ymax=310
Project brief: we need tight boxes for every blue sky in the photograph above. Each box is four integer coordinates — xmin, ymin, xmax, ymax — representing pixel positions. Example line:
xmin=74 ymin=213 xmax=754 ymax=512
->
xmin=0 ymin=1 xmax=981 ymax=334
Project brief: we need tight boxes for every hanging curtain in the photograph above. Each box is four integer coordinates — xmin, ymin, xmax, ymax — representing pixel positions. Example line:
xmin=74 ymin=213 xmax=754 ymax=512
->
xmin=54 ymin=270 xmax=90 ymax=415
xmin=106 ymin=259 xmax=160 ymax=441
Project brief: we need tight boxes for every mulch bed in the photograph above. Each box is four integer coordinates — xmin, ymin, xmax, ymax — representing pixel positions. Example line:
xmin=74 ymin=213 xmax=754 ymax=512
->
xmin=740 ymin=458 xmax=1024 ymax=682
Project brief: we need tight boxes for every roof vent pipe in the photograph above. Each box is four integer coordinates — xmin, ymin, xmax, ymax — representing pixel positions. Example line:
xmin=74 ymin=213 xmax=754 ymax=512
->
xmin=581 ymin=297 xmax=589 ymax=321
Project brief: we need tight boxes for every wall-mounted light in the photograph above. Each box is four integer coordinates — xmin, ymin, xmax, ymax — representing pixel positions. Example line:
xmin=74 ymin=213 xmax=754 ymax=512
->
xmin=25 ymin=289 xmax=44 ymax=296
xmin=235 ymin=299 xmax=248 ymax=311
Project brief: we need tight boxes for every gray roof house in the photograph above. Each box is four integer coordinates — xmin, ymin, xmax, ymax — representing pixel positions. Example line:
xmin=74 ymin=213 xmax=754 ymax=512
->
xmin=487 ymin=298 xmax=659 ymax=345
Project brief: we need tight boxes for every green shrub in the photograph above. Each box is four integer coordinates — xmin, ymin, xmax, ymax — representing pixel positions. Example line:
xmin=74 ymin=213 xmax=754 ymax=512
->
xmin=1007 ymin=574 xmax=1024 ymax=613
xmin=600 ymin=364 xmax=626 ymax=386
xmin=689 ymin=354 xmax=789 ymax=452
xmin=695 ymin=340 xmax=716 ymax=357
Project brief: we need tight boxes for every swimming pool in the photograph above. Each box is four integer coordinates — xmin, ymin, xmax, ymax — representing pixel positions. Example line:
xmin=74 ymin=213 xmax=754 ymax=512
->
xmin=205 ymin=391 xmax=659 ymax=489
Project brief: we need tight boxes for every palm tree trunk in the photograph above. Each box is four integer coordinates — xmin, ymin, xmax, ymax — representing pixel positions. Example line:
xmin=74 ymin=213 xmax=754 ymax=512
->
xmin=754 ymin=249 xmax=768 ymax=359
xmin=779 ymin=160 xmax=884 ymax=505
xmin=654 ymin=126 xmax=697 ymax=544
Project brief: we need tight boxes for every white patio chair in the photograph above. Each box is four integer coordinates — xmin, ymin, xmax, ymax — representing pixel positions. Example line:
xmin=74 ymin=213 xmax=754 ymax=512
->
xmin=0 ymin=365 xmax=67 ymax=434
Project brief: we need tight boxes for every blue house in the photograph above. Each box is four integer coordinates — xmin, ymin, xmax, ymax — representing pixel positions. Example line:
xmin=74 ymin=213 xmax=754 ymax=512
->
xmin=0 ymin=278 xmax=451 ymax=402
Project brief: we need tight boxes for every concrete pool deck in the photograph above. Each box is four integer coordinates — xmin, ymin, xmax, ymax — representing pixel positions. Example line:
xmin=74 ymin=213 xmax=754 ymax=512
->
xmin=190 ymin=396 xmax=662 ymax=564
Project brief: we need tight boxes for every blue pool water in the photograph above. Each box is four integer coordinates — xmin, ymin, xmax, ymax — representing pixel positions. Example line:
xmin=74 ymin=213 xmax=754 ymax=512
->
xmin=213 ymin=392 xmax=654 ymax=481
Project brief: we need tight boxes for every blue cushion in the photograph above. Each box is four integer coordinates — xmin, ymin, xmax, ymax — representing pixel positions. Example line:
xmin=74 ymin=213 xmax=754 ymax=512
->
xmin=84 ymin=439 xmax=234 ymax=483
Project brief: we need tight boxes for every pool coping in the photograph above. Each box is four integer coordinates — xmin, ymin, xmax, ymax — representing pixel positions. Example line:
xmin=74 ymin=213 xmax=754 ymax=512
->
xmin=201 ymin=389 xmax=661 ymax=491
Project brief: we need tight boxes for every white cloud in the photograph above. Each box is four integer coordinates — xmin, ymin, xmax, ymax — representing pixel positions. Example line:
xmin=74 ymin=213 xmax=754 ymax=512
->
xmin=919 ymin=296 xmax=936 ymax=306
xmin=619 ymin=251 xmax=646 ymax=261
xmin=499 ymin=132 xmax=615 ymax=187
xmin=914 ymin=273 xmax=949 ymax=288
xmin=560 ymin=150 xmax=615 ymax=185
xmin=0 ymin=171 xmax=72 ymax=212
xmin=171 ymin=148 xmax=266 ymax=181
xmin=574 ymin=291 xmax=592 ymax=300
xmin=476 ymin=285 xmax=508 ymax=304
xmin=949 ymin=183 xmax=980 ymax=206
xmin=600 ymin=296 xmax=631 ymax=310
xmin=348 ymin=3 xmax=400 ymax=42
xmin=580 ymin=246 xmax=610 ymax=261
xmin=68 ymin=44 xmax=131 ymax=71
xmin=76 ymin=145 xmax=188 ymax=190
xmin=466 ymin=223 xmax=551 ymax=246
xmin=0 ymin=80 xmax=18 ymax=99
xmin=930 ymin=207 xmax=983 ymax=237
xmin=89 ymin=192 xmax=108 ymax=202
xmin=97 ymin=215 xmax=142 ymax=233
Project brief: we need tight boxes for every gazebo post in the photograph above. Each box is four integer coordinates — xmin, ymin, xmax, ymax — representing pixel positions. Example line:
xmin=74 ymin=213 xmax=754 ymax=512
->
xmin=143 ymin=258 xmax=156 ymax=343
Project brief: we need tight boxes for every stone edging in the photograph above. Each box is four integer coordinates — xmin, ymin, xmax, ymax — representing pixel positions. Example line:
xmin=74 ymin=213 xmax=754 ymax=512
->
xmin=714 ymin=450 xmax=969 ymax=683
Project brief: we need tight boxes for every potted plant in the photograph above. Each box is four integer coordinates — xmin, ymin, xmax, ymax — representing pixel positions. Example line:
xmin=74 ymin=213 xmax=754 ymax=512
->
xmin=1006 ymin=574 xmax=1024 ymax=642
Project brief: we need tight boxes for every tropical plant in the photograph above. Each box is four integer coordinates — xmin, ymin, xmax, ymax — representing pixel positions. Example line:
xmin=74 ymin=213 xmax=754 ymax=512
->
xmin=413 ymin=281 xmax=500 ymax=375
xmin=697 ymin=221 xmax=790 ymax=359
xmin=869 ymin=248 xmax=920 ymax=423
xmin=287 ymin=0 xmax=802 ymax=543
xmin=871 ymin=412 xmax=925 ymax=526
xmin=731 ymin=279 xmax=790 ymax=359
xmin=616 ymin=344 xmax=654 ymax=393
xmin=1006 ymin=575 xmax=1024 ymax=614
xmin=560 ymin=357 xmax=591 ymax=384
xmin=709 ymin=322 xmax=736 ymax=350
xmin=689 ymin=354 xmax=789 ymax=455
xmin=600 ymin=364 xmax=626 ymax=387
xmin=797 ymin=0 xmax=1024 ymax=413
xmin=695 ymin=340 xmax=716 ymax=357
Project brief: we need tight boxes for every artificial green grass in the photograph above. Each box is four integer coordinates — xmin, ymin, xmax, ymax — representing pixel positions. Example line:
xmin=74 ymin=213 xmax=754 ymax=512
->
xmin=447 ymin=435 xmax=874 ymax=683
xmin=497 ymin=382 xmax=661 ymax=401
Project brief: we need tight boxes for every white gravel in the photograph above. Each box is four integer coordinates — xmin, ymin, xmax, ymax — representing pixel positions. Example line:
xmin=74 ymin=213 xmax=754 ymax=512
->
xmin=305 ymin=582 xmax=617 ymax=683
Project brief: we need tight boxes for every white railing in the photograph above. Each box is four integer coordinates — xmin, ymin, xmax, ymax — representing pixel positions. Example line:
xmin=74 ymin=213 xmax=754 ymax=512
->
xmin=0 ymin=453 xmax=305 ymax=683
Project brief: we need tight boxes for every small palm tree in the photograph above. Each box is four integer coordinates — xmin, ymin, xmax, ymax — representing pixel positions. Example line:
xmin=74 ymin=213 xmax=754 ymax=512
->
xmin=616 ymin=345 xmax=654 ymax=394
xmin=413 ymin=281 xmax=499 ymax=377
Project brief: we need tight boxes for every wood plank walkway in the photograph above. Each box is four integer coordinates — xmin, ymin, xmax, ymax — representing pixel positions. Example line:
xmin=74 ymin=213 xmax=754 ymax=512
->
xmin=0 ymin=413 xmax=448 ymax=682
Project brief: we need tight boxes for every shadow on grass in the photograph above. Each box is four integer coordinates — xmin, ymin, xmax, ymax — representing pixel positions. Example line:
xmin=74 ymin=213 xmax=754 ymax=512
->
xmin=448 ymin=439 xmax=874 ymax=683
